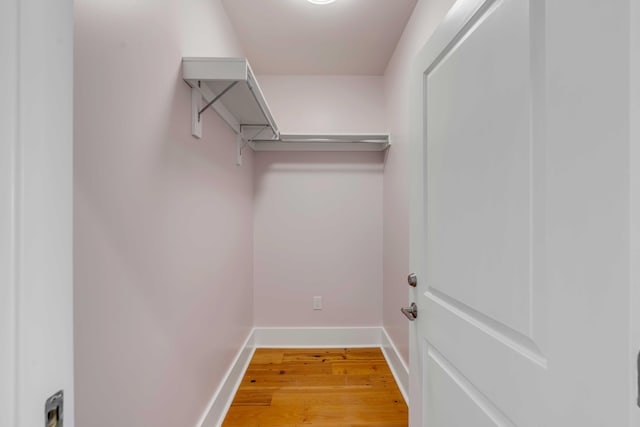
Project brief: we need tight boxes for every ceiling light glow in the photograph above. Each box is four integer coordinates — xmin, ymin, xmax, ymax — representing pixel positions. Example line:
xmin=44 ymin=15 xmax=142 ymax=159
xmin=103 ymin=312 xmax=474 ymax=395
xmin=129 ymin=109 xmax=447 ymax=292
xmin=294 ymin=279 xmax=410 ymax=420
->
xmin=307 ymin=0 xmax=337 ymax=4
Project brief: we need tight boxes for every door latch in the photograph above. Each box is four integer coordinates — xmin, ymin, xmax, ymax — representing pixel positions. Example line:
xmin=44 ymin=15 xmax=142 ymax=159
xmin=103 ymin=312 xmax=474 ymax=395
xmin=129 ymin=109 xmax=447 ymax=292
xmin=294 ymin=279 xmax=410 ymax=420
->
xmin=45 ymin=390 xmax=63 ymax=427
xmin=401 ymin=303 xmax=418 ymax=321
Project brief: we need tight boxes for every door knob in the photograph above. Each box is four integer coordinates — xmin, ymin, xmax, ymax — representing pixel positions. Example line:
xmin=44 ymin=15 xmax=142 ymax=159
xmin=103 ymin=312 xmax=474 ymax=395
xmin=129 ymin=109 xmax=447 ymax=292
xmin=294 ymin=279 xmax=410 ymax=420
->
xmin=408 ymin=273 xmax=417 ymax=287
xmin=401 ymin=303 xmax=418 ymax=321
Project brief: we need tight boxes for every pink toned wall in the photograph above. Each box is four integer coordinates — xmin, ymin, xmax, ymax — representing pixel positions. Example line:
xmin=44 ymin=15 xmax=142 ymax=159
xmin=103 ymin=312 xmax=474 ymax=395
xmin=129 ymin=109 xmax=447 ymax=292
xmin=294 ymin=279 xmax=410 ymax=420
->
xmin=74 ymin=1 xmax=254 ymax=426
xmin=382 ymin=0 xmax=457 ymax=364
xmin=253 ymin=76 xmax=386 ymax=326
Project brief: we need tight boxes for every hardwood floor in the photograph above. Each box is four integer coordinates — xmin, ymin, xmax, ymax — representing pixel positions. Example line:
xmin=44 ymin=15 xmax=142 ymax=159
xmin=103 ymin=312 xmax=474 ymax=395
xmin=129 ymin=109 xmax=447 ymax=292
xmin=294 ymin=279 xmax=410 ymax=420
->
xmin=222 ymin=348 xmax=408 ymax=427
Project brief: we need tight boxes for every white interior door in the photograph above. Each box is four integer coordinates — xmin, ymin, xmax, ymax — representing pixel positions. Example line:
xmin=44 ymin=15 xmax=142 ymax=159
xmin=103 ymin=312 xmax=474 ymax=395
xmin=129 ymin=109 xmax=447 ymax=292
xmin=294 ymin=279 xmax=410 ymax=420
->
xmin=409 ymin=0 xmax=634 ymax=425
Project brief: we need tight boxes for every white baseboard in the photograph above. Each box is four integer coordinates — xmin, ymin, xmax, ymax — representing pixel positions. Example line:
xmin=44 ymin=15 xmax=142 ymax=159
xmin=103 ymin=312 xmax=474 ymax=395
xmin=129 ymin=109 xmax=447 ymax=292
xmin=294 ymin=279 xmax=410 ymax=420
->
xmin=197 ymin=326 xmax=409 ymax=427
xmin=380 ymin=328 xmax=410 ymax=404
xmin=196 ymin=330 xmax=256 ymax=427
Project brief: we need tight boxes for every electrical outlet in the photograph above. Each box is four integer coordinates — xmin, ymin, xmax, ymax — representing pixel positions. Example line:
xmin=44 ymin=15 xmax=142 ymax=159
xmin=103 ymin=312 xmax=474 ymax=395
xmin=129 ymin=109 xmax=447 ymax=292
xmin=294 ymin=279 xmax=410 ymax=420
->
xmin=313 ymin=296 xmax=322 ymax=310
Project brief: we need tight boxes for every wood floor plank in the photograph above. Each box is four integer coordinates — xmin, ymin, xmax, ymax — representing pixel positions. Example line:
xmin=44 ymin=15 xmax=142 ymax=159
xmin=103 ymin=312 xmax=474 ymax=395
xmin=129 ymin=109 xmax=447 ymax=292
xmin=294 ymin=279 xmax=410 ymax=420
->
xmin=230 ymin=389 xmax=274 ymax=406
xmin=221 ymin=348 xmax=408 ymax=427
xmin=330 ymin=361 xmax=391 ymax=375
xmin=270 ymin=389 xmax=404 ymax=407
xmin=222 ymin=405 xmax=305 ymax=426
xmin=251 ymin=350 xmax=286 ymax=364
xmin=246 ymin=361 xmax=334 ymax=376
xmin=345 ymin=348 xmax=386 ymax=361
xmin=302 ymin=403 xmax=408 ymax=424
xmin=281 ymin=349 xmax=347 ymax=363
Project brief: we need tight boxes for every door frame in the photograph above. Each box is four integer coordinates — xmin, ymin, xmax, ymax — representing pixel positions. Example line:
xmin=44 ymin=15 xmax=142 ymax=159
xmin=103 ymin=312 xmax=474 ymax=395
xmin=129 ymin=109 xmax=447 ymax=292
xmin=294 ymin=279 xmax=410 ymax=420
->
xmin=0 ymin=0 xmax=75 ymax=425
xmin=0 ymin=0 xmax=18 ymax=423
xmin=631 ymin=0 xmax=640 ymax=424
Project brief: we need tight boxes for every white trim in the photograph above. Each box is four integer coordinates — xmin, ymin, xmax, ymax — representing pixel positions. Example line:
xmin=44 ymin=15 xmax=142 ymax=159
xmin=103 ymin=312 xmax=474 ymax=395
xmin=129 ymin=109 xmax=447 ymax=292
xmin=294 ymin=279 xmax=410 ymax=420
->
xmin=631 ymin=0 xmax=640 ymax=424
xmin=0 ymin=0 xmax=18 ymax=423
xmin=381 ymin=328 xmax=410 ymax=404
xmin=253 ymin=326 xmax=382 ymax=348
xmin=197 ymin=327 xmax=409 ymax=427
xmin=196 ymin=330 xmax=256 ymax=427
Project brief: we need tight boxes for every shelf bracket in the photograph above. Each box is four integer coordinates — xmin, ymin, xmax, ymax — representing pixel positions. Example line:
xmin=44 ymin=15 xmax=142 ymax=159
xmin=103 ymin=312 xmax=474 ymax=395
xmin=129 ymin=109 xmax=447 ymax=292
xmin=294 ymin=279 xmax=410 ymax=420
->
xmin=236 ymin=134 xmax=248 ymax=166
xmin=236 ymin=124 xmax=271 ymax=166
xmin=191 ymin=80 xmax=238 ymax=139
xmin=198 ymin=81 xmax=238 ymax=119
xmin=191 ymin=87 xmax=203 ymax=138
xmin=241 ymin=124 xmax=271 ymax=142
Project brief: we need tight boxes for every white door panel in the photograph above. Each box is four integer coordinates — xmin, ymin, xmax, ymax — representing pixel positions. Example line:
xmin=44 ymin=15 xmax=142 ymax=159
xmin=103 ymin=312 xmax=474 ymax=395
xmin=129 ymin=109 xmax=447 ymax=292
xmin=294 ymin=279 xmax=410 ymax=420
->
xmin=423 ymin=2 xmax=547 ymax=423
xmin=410 ymin=0 xmax=633 ymax=425
xmin=426 ymin=0 xmax=532 ymax=337
xmin=426 ymin=345 xmax=516 ymax=426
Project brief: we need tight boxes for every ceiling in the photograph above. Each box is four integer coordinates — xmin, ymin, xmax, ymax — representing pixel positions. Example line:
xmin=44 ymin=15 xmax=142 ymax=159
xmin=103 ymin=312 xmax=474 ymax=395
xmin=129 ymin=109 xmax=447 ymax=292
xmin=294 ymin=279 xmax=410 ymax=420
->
xmin=221 ymin=0 xmax=418 ymax=75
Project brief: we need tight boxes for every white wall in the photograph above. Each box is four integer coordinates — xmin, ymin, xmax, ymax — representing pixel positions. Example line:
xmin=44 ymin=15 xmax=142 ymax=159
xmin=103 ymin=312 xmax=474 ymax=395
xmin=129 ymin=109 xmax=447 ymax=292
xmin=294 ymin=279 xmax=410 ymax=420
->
xmin=253 ymin=151 xmax=384 ymax=327
xmin=382 ymin=0 xmax=457 ymax=365
xmin=1 ymin=0 xmax=75 ymax=425
xmin=73 ymin=1 xmax=254 ymax=426
xmin=253 ymin=76 xmax=386 ymax=327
